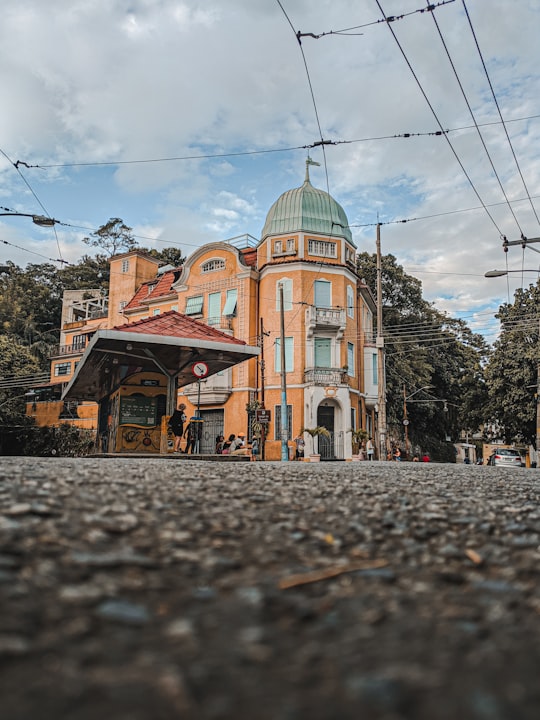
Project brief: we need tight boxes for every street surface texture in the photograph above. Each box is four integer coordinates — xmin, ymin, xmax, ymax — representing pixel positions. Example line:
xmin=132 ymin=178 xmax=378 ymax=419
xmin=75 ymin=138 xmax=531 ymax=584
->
xmin=0 ymin=458 xmax=539 ymax=720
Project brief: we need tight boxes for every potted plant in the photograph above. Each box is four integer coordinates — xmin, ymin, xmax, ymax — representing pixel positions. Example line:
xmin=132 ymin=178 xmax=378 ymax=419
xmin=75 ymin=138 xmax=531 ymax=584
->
xmin=349 ymin=428 xmax=369 ymax=461
xmin=301 ymin=426 xmax=330 ymax=462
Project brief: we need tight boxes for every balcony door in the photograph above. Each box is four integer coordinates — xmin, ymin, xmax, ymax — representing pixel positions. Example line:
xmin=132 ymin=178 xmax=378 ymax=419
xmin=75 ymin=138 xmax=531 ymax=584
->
xmin=314 ymin=337 xmax=332 ymax=368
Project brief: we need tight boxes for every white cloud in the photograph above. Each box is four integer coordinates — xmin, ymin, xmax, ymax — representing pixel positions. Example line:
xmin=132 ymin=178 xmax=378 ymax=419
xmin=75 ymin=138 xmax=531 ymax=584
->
xmin=0 ymin=0 xmax=539 ymax=341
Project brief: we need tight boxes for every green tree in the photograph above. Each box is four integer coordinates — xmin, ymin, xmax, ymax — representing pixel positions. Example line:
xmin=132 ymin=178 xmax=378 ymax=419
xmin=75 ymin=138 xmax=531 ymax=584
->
xmin=484 ymin=281 xmax=539 ymax=445
xmin=83 ymin=218 xmax=137 ymax=257
xmin=357 ymin=252 xmax=489 ymax=454
xmin=0 ymin=335 xmax=42 ymax=425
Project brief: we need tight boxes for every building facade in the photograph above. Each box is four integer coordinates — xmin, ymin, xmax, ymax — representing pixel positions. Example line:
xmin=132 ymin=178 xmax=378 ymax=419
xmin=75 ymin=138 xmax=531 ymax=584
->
xmin=29 ymin=166 xmax=379 ymax=459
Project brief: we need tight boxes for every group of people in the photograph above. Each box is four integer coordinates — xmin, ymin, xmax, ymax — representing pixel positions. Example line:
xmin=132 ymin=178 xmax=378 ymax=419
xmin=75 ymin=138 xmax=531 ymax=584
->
xmin=169 ymin=403 xmax=258 ymax=457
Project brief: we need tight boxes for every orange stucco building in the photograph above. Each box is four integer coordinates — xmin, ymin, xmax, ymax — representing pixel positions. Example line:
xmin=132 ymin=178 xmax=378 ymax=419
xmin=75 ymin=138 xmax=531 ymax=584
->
xmin=29 ymin=165 xmax=379 ymax=459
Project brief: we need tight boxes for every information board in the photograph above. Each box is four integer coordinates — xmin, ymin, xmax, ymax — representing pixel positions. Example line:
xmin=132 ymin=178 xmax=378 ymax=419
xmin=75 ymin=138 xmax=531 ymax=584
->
xmin=119 ymin=396 xmax=157 ymax=427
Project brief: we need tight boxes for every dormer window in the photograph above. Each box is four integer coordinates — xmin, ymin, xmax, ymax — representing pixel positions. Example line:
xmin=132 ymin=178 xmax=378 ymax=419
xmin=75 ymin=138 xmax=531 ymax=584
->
xmin=201 ymin=258 xmax=225 ymax=273
xmin=274 ymin=240 xmax=283 ymax=255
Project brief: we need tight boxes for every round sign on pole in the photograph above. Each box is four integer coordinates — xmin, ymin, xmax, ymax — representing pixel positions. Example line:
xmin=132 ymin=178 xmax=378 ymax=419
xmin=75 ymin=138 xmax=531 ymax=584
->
xmin=192 ymin=361 xmax=209 ymax=379
xmin=403 ymin=419 xmax=410 ymax=426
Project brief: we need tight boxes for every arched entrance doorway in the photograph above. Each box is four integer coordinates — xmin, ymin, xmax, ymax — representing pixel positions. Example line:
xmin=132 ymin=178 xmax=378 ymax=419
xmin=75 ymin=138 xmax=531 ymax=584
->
xmin=317 ymin=402 xmax=344 ymax=460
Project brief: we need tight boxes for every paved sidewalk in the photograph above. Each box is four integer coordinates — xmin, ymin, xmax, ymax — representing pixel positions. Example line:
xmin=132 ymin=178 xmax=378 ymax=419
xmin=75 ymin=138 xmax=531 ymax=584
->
xmin=0 ymin=458 xmax=539 ymax=719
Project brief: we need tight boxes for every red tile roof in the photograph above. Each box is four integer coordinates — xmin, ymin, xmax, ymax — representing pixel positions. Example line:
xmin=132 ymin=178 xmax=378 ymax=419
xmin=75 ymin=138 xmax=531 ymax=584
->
xmin=112 ymin=310 xmax=247 ymax=346
xmin=241 ymin=247 xmax=258 ymax=268
xmin=123 ymin=270 xmax=179 ymax=311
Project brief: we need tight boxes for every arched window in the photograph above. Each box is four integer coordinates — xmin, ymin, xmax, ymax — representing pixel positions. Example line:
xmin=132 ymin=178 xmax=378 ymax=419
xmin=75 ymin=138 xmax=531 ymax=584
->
xmin=201 ymin=258 xmax=225 ymax=273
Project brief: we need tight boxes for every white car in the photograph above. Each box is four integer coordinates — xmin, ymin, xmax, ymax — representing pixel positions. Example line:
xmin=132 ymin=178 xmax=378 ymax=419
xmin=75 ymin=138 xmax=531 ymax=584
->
xmin=487 ymin=449 xmax=524 ymax=467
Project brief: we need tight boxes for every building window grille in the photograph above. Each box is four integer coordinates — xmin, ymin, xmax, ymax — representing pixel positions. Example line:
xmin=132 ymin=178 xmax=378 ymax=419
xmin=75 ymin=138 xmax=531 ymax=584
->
xmin=274 ymin=404 xmax=292 ymax=441
xmin=121 ymin=259 xmax=130 ymax=273
xmin=201 ymin=258 xmax=225 ymax=273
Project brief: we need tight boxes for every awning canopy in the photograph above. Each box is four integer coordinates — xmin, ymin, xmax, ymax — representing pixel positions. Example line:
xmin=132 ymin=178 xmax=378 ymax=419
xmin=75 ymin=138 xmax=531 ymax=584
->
xmin=62 ymin=311 xmax=259 ymax=402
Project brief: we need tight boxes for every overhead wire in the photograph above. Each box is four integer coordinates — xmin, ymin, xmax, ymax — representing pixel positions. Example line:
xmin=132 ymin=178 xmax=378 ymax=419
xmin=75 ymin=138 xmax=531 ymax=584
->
xmin=0 ymin=146 xmax=66 ymax=265
xmin=374 ymin=0 xmax=504 ymax=237
xmin=428 ymin=2 xmax=524 ymax=236
xmin=461 ymin=0 xmax=540 ymax=229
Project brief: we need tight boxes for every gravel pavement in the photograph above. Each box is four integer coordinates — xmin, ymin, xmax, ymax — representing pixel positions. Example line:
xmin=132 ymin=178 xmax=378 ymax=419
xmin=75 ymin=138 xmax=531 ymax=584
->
xmin=0 ymin=457 xmax=539 ymax=720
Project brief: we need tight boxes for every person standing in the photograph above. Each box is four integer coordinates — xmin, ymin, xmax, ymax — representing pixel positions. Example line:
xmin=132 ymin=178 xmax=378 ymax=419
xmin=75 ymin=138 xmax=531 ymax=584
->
xmin=169 ymin=403 xmax=187 ymax=453
xmin=294 ymin=435 xmax=305 ymax=461
xmin=366 ymin=437 xmax=374 ymax=461
xmin=184 ymin=417 xmax=202 ymax=454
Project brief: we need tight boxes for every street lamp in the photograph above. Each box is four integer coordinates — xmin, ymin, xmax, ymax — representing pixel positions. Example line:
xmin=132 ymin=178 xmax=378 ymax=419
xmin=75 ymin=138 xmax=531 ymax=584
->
xmin=484 ymin=269 xmax=538 ymax=277
xmin=485 ymin=267 xmax=540 ymax=463
xmin=0 ymin=211 xmax=58 ymax=227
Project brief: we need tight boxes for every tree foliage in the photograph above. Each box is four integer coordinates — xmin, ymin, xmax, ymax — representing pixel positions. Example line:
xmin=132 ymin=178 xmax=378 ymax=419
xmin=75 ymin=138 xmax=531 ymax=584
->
xmin=484 ymin=281 xmax=539 ymax=445
xmin=357 ymin=252 xmax=489 ymax=454
xmin=83 ymin=218 xmax=137 ymax=257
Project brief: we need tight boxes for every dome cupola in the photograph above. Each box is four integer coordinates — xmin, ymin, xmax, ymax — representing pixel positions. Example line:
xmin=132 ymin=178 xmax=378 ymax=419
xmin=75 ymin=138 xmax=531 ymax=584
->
xmin=261 ymin=159 xmax=353 ymax=244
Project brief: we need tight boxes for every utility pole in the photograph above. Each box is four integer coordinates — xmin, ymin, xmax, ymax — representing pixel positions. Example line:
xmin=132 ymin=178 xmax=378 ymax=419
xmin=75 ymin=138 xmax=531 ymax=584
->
xmin=260 ymin=317 xmax=267 ymax=461
xmin=403 ymin=385 xmax=409 ymax=454
xmin=278 ymin=283 xmax=289 ymax=462
xmin=376 ymin=223 xmax=387 ymax=460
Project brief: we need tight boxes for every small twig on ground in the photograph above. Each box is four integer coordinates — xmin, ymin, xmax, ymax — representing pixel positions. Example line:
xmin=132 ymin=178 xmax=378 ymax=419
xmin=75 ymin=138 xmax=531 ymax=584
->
xmin=278 ymin=559 xmax=389 ymax=590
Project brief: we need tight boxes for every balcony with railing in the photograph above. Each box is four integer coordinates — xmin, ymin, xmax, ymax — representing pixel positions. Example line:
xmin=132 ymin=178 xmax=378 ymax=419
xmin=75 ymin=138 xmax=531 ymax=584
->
xmin=50 ymin=342 xmax=89 ymax=359
xmin=305 ymin=305 xmax=346 ymax=340
xmin=304 ymin=368 xmax=348 ymax=387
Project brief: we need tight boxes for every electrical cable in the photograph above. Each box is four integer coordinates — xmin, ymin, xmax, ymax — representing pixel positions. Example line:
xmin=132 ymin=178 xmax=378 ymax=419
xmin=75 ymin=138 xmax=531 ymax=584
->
xmin=374 ymin=0 xmax=505 ymax=237
xmin=428 ymin=5 xmax=524 ymax=236
xmin=462 ymin=0 xmax=540 ymax=229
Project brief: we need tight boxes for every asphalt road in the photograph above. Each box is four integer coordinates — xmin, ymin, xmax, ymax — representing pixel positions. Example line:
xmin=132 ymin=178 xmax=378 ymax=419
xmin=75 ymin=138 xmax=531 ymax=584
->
xmin=0 ymin=457 xmax=539 ymax=720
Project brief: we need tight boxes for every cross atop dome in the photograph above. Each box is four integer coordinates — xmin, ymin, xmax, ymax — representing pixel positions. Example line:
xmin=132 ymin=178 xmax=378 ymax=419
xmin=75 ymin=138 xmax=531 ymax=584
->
xmin=305 ymin=155 xmax=320 ymax=183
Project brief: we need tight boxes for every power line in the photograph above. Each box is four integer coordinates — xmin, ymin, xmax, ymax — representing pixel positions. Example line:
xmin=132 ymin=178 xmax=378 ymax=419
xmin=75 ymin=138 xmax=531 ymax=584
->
xmin=461 ymin=0 xmax=540 ymax=229
xmin=374 ymin=0 xmax=505 ymax=237
xmin=13 ymin=113 xmax=540 ymax=170
xmin=296 ymin=0 xmax=455 ymax=39
xmin=428 ymin=4 xmax=524 ymax=236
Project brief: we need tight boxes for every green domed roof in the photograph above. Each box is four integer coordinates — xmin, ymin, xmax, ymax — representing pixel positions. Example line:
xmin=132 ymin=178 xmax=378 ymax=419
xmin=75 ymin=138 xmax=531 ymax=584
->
xmin=261 ymin=168 xmax=353 ymax=244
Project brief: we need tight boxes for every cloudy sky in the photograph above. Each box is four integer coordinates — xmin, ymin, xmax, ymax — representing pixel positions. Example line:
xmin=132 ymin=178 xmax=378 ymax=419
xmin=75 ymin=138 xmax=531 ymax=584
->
xmin=1 ymin=0 xmax=540 ymax=342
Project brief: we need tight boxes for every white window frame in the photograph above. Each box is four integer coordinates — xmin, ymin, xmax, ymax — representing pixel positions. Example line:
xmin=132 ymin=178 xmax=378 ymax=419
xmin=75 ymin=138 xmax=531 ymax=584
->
xmin=276 ymin=278 xmax=292 ymax=312
xmin=308 ymin=239 xmax=337 ymax=258
xmin=208 ymin=292 xmax=221 ymax=325
xmin=314 ymin=279 xmax=332 ymax=308
xmin=223 ymin=289 xmax=238 ymax=317
xmin=201 ymin=258 xmax=225 ymax=273
xmin=54 ymin=362 xmax=71 ymax=377
xmin=347 ymin=285 xmax=355 ymax=318
xmin=275 ymin=337 xmax=294 ymax=373
xmin=119 ymin=300 xmax=127 ymax=313
xmin=347 ymin=342 xmax=355 ymax=376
